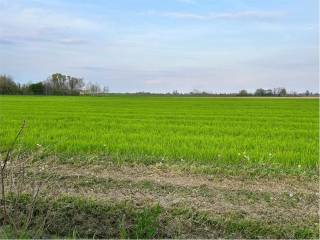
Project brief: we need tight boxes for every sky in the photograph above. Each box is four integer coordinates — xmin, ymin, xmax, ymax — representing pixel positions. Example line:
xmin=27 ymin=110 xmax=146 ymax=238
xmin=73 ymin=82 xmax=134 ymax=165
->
xmin=0 ymin=0 xmax=318 ymax=93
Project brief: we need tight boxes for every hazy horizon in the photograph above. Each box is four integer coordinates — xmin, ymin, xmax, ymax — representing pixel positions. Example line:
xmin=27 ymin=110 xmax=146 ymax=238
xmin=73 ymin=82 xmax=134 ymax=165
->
xmin=0 ymin=0 xmax=319 ymax=93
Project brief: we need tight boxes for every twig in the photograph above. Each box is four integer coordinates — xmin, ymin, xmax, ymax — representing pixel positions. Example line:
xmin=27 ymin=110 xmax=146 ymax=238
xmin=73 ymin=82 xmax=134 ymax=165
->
xmin=1 ymin=120 xmax=26 ymax=224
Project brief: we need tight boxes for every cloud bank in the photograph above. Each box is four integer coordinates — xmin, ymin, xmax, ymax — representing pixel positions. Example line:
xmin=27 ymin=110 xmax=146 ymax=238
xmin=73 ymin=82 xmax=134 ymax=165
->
xmin=146 ymin=10 xmax=285 ymax=21
xmin=0 ymin=0 xmax=318 ymax=93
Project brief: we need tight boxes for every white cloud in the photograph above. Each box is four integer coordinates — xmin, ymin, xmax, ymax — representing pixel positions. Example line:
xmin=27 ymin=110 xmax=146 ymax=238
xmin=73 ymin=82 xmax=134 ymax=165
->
xmin=0 ymin=4 xmax=100 ymax=44
xmin=147 ymin=10 xmax=285 ymax=21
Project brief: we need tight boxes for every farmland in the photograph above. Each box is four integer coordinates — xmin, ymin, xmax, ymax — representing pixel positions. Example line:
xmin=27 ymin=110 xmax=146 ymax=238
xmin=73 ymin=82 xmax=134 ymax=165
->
xmin=0 ymin=95 xmax=319 ymax=238
xmin=0 ymin=96 xmax=318 ymax=169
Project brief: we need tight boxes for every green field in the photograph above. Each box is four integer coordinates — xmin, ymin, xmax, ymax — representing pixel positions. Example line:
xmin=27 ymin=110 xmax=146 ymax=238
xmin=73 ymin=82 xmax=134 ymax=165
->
xmin=0 ymin=96 xmax=318 ymax=169
xmin=0 ymin=95 xmax=319 ymax=238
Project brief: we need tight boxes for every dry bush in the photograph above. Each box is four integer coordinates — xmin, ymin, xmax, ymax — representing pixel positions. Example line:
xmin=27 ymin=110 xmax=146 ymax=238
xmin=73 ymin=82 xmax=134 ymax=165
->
xmin=0 ymin=121 xmax=61 ymax=237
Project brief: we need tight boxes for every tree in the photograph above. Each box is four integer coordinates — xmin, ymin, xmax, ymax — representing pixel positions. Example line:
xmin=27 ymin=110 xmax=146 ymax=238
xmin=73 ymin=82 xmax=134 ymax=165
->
xmin=28 ymin=82 xmax=45 ymax=95
xmin=45 ymin=73 xmax=84 ymax=95
xmin=0 ymin=75 xmax=19 ymax=94
xmin=273 ymin=87 xmax=287 ymax=97
xmin=103 ymin=86 xmax=109 ymax=94
xmin=279 ymin=88 xmax=287 ymax=97
xmin=67 ymin=76 xmax=84 ymax=94
xmin=172 ymin=90 xmax=179 ymax=95
xmin=51 ymin=73 xmax=67 ymax=92
xmin=305 ymin=90 xmax=310 ymax=96
xmin=238 ymin=89 xmax=248 ymax=96
xmin=85 ymin=82 xmax=101 ymax=95
xmin=190 ymin=89 xmax=201 ymax=95
xmin=254 ymin=88 xmax=265 ymax=96
xmin=44 ymin=73 xmax=66 ymax=95
xmin=265 ymin=89 xmax=273 ymax=96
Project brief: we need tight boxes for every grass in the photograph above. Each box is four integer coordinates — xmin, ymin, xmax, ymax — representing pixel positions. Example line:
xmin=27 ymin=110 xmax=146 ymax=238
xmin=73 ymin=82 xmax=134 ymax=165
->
xmin=0 ymin=94 xmax=318 ymax=239
xmin=0 ymin=96 xmax=318 ymax=170
xmin=1 ymin=194 xmax=318 ymax=239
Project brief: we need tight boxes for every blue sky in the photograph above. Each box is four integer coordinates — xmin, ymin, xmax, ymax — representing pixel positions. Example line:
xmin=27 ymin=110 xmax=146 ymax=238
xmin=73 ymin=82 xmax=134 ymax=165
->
xmin=0 ymin=0 xmax=318 ymax=93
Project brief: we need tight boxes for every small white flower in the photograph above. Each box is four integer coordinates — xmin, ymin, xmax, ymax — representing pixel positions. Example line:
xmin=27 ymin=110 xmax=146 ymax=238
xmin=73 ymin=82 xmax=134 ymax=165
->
xmin=289 ymin=193 xmax=294 ymax=197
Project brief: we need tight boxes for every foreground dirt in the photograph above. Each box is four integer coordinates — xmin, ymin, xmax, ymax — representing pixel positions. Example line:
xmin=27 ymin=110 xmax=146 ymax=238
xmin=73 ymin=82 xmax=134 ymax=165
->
xmin=28 ymin=162 xmax=319 ymax=228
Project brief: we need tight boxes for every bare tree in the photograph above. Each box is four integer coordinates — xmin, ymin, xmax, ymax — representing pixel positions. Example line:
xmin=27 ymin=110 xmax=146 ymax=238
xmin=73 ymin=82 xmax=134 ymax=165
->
xmin=67 ymin=76 xmax=84 ymax=93
xmin=85 ymin=82 xmax=101 ymax=95
xmin=103 ymin=86 xmax=109 ymax=94
xmin=273 ymin=88 xmax=287 ymax=97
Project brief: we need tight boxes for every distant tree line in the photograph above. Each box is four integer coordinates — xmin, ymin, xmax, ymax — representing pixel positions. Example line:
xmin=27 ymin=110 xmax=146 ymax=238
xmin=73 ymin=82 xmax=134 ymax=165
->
xmin=144 ymin=88 xmax=316 ymax=97
xmin=0 ymin=74 xmax=108 ymax=95
xmin=238 ymin=88 xmax=288 ymax=97
xmin=179 ymin=88 xmax=316 ymax=97
xmin=107 ymin=89 xmax=318 ymax=97
xmin=1 ymin=73 xmax=317 ymax=97
xmin=236 ymin=88 xmax=317 ymax=97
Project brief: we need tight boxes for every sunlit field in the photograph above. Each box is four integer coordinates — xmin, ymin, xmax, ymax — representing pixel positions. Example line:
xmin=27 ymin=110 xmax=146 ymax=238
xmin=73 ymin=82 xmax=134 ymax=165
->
xmin=1 ymin=0 xmax=318 ymax=237
xmin=1 ymin=95 xmax=318 ymax=169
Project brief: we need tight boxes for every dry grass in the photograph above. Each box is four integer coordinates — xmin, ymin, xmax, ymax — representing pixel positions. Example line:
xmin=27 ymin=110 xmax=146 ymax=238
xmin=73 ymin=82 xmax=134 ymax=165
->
xmin=25 ymin=160 xmax=319 ymax=226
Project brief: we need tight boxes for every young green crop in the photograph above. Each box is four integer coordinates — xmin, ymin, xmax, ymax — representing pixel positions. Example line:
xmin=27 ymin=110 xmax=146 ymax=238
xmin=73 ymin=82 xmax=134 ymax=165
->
xmin=0 ymin=96 xmax=318 ymax=169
